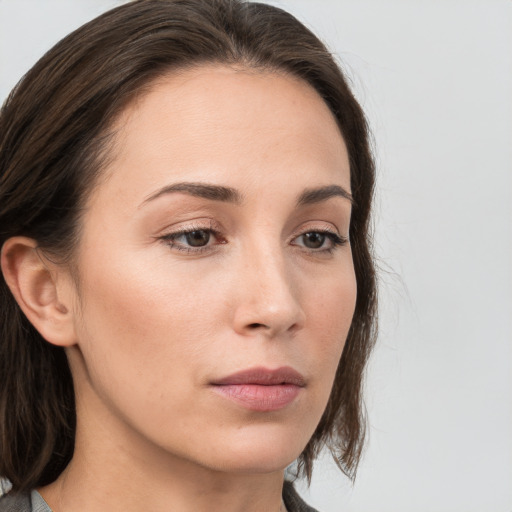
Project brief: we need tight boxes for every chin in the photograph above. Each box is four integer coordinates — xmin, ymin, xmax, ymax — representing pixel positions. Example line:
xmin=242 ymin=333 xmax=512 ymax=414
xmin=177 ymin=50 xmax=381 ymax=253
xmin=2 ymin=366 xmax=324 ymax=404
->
xmin=207 ymin=451 xmax=299 ymax=475
xmin=192 ymin=423 xmax=312 ymax=475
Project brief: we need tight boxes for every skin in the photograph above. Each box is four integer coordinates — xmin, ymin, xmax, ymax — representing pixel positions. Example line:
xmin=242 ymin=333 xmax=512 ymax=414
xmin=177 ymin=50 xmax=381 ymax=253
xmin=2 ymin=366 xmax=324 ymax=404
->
xmin=2 ymin=66 xmax=356 ymax=512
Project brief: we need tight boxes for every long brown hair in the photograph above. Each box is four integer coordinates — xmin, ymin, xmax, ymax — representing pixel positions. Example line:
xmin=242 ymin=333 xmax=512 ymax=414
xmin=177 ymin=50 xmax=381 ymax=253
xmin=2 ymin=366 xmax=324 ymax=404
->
xmin=0 ymin=0 xmax=377 ymax=492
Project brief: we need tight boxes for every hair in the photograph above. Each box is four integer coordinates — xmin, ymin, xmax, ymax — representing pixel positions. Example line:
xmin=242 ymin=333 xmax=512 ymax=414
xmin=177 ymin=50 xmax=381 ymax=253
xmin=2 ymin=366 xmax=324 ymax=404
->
xmin=0 ymin=0 xmax=377 ymax=493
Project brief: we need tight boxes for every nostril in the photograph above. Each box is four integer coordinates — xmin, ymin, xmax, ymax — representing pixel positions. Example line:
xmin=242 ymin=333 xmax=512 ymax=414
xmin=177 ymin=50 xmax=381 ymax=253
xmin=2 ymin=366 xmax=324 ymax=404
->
xmin=248 ymin=322 xmax=268 ymax=329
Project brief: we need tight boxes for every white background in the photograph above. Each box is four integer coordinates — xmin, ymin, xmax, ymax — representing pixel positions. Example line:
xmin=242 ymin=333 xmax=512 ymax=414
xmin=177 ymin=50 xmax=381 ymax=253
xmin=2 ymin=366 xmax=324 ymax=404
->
xmin=1 ymin=1 xmax=511 ymax=511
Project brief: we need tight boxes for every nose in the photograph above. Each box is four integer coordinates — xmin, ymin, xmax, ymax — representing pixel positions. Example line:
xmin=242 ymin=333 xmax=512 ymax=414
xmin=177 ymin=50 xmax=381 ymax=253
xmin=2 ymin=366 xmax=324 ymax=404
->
xmin=231 ymin=247 xmax=306 ymax=338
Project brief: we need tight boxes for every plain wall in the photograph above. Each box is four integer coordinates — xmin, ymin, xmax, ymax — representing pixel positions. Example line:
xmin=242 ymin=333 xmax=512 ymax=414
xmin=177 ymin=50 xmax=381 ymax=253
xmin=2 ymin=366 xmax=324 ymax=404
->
xmin=1 ymin=1 xmax=511 ymax=511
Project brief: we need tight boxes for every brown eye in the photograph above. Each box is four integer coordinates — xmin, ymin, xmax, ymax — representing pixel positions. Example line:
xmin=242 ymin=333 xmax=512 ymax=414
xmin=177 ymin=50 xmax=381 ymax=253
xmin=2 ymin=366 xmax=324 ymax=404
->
xmin=291 ymin=229 xmax=347 ymax=253
xmin=185 ymin=230 xmax=210 ymax=247
xmin=301 ymin=232 xmax=326 ymax=249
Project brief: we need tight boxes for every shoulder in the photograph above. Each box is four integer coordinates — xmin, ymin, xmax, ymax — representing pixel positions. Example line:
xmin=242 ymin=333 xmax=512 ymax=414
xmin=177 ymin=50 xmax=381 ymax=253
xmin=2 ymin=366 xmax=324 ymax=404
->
xmin=0 ymin=492 xmax=31 ymax=512
xmin=282 ymin=480 xmax=320 ymax=512
xmin=0 ymin=490 xmax=50 ymax=512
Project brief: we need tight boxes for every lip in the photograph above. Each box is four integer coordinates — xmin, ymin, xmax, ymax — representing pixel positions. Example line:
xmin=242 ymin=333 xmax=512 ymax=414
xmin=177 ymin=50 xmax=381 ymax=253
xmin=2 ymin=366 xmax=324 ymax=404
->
xmin=210 ymin=366 xmax=305 ymax=412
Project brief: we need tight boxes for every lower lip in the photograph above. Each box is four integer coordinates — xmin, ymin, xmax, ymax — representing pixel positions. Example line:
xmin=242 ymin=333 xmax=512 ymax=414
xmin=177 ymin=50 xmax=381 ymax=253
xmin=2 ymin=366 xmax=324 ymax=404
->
xmin=211 ymin=384 xmax=302 ymax=411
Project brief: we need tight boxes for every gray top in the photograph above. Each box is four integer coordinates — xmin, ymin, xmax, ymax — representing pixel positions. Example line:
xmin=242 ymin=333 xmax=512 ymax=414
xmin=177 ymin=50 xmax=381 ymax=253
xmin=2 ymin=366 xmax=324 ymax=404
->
xmin=0 ymin=481 xmax=318 ymax=512
xmin=0 ymin=490 xmax=50 ymax=512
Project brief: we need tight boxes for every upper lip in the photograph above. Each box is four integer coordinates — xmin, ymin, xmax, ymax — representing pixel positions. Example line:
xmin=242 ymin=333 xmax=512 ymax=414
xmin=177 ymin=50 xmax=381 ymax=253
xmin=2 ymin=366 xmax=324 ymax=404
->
xmin=211 ymin=366 xmax=306 ymax=387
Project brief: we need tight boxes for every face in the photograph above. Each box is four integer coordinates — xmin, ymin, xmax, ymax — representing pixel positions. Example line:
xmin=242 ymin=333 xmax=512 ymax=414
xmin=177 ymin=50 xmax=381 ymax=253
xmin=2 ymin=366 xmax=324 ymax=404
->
xmin=66 ymin=66 xmax=356 ymax=475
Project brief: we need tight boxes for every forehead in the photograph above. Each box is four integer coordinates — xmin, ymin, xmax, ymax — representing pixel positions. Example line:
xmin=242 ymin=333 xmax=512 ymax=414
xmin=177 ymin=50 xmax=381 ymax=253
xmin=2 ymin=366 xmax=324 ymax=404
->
xmin=91 ymin=65 xmax=350 ymax=209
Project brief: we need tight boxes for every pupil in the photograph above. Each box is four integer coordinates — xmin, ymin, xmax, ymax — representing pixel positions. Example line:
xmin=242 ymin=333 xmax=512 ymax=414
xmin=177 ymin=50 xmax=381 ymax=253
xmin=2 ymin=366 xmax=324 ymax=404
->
xmin=186 ymin=230 xmax=210 ymax=247
xmin=304 ymin=232 xmax=325 ymax=249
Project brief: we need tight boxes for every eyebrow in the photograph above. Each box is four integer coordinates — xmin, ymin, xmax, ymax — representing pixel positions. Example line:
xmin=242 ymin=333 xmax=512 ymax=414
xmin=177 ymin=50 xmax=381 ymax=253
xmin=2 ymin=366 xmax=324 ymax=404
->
xmin=297 ymin=185 xmax=353 ymax=206
xmin=140 ymin=181 xmax=353 ymax=208
xmin=141 ymin=182 xmax=243 ymax=207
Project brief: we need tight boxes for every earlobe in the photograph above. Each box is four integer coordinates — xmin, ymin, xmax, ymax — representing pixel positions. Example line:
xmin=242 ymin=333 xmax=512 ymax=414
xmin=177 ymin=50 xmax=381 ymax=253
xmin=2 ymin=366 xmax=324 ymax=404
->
xmin=0 ymin=236 xmax=76 ymax=347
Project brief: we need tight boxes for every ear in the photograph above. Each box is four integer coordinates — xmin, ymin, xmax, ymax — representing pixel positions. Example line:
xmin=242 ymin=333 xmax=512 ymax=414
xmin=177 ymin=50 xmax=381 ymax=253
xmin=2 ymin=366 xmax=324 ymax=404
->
xmin=1 ymin=236 xmax=76 ymax=347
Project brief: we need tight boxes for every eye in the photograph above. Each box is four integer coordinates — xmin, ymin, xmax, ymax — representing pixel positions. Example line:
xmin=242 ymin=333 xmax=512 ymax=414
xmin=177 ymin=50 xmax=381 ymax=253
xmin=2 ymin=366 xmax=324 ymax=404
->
xmin=159 ymin=224 xmax=225 ymax=253
xmin=292 ymin=230 xmax=347 ymax=253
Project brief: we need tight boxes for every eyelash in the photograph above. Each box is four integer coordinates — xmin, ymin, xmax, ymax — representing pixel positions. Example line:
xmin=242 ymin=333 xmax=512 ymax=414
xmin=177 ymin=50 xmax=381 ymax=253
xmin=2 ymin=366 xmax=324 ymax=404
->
xmin=158 ymin=224 xmax=347 ymax=255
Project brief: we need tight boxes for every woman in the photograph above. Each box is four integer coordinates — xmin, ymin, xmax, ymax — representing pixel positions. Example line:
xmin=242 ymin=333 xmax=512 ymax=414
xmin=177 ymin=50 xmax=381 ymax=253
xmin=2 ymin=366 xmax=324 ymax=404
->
xmin=0 ymin=1 xmax=377 ymax=511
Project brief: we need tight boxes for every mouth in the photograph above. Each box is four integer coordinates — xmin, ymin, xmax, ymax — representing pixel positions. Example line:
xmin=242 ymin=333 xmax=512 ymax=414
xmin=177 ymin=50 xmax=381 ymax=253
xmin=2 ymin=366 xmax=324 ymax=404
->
xmin=210 ymin=366 xmax=306 ymax=412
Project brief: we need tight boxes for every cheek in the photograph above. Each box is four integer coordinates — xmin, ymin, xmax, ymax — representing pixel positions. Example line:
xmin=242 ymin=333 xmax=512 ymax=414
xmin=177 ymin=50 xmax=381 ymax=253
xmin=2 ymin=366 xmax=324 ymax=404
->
xmin=311 ymin=262 xmax=356 ymax=339
xmin=78 ymin=239 xmax=217 ymax=331
xmin=72 ymin=249 xmax=224 ymax=398
xmin=70 ymin=254 xmax=234 ymax=452
xmin=297 ymin=259 xmax=357 ymax=386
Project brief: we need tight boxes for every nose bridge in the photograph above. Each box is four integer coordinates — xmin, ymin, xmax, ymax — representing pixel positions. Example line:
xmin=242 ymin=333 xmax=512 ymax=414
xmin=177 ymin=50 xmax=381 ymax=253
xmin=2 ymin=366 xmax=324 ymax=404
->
xmin=233 ymin=237 xmax=305 ymax=336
